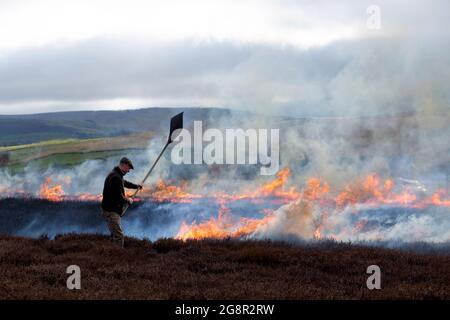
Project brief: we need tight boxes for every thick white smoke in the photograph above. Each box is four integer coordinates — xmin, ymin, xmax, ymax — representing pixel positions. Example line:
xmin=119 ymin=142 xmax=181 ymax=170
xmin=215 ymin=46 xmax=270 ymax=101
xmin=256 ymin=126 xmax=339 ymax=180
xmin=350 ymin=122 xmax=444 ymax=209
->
xmin=251 ymin=199 xmax=450 ymax=243
xmin=1 ymin=111 xmax=449 ymax=249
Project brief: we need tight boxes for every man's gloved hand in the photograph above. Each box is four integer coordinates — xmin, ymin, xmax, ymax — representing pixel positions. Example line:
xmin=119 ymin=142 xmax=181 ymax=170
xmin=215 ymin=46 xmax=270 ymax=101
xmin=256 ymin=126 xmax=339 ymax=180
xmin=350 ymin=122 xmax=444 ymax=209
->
xmin=138 ymin=183 xmax=143 ymax=190
xmin=127 ymin=197 xmax=134 ymax=205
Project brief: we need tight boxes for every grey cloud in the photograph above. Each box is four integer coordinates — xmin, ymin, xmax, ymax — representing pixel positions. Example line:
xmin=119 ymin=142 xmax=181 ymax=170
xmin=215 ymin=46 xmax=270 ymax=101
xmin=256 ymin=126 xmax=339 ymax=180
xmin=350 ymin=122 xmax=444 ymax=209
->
xmin=0 ymin=39 xmax=251 ymax=102
xmin=0 ymin=38 xmax=351 ymax=113
xmin=0 ymin=0 xmax=449 ymax=117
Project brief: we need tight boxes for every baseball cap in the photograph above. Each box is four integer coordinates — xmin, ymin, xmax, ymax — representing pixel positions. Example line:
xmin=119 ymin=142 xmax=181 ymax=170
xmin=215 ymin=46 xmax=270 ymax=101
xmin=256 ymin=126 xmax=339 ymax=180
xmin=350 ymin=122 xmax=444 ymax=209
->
xmin=120 ymin=157 xmax=134 ymax=169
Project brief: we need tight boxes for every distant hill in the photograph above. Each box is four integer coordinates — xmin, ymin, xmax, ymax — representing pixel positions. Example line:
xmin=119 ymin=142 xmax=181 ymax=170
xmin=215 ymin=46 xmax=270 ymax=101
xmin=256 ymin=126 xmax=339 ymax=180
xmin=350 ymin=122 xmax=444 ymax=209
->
xmin=0 ymin=107 xmax=246 ymax=146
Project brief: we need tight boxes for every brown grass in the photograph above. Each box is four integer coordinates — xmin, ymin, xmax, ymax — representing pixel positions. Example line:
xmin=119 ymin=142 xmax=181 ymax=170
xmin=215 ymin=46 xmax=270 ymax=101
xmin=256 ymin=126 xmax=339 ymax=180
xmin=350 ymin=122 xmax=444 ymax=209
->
xmin=0 ymin=234 xmax=448 ymax=300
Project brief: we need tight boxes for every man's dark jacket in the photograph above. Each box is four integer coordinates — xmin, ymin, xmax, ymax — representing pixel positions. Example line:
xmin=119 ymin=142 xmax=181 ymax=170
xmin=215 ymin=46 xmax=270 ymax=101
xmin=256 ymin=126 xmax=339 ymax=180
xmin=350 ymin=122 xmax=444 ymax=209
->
xmin=101 ymin=166 xmax=139 ymax=215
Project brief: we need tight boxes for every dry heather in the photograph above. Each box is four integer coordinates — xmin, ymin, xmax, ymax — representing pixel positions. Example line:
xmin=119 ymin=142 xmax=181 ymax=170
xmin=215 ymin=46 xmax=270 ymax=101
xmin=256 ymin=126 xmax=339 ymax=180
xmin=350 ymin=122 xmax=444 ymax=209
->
xmin=0 ymin=234 xmax=449 ymax=300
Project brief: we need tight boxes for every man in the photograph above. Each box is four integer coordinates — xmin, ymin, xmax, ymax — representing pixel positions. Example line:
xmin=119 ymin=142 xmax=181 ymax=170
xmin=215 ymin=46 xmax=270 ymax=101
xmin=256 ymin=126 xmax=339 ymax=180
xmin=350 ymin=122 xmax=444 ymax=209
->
xmin=101 ymin=157 xmax=142 ymax=247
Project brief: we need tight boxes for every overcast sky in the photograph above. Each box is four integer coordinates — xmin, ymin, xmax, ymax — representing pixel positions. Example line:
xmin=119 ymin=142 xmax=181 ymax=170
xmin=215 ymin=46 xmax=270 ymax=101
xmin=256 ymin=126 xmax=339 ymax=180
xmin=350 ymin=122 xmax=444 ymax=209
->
xmin=0 ymin=0 xmax=449 ymax=116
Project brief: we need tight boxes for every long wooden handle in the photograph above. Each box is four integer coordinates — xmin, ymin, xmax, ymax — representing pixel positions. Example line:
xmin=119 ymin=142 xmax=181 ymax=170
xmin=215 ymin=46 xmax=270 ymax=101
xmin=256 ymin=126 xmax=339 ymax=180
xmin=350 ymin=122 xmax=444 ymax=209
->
xmin=121 ymin=141 xmax=170 ymax=216
xmin=131 ymin=141 xmax=169 ymax=199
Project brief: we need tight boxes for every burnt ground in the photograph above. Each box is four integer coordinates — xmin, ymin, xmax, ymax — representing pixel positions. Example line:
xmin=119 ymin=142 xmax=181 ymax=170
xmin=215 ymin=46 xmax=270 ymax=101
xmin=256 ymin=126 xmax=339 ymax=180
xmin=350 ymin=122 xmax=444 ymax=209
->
xmin=0 ymin=234 xmax=449 ymax=299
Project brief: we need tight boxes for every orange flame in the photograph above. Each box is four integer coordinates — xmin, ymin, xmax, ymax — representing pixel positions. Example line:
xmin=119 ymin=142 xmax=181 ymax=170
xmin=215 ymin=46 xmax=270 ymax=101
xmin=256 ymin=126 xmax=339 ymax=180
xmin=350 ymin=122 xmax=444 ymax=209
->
xmin=176 ymin=170 xmax=450 ymax=240
xmin=303 ymin=178 xmax=329 ymax=201
xmin=254 ymin=167 xmax=300 ymax=200
xmin=32 ymin=167 xmax=450 ymax=242
xmin=427 ymin=190 xmax=450 ymax=206
xmin=334 ymin=174 xmax=416 ymax=207
xmin=313 ymin=227 xmax=322 ymax=239
xmin=75 ymin=193 xmax=102 ymax=202
xmin=213 ymin=168 xmax=301 ymax=203
xmin=39 ymin=178 xmax=65 ymax=202
xmin=176 ymin=205 xmax=274 ymax=241
xmin=140 ymin=179 xmax=202 ymax=203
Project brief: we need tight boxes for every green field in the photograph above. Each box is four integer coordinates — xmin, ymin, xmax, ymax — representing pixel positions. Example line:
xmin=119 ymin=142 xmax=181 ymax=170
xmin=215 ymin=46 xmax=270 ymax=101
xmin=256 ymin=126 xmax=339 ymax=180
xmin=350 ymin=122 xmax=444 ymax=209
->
xmin=4 ymin=150 xmax=133 ymax=174
xmin=0 ymin=131 xmax=153 ymax=173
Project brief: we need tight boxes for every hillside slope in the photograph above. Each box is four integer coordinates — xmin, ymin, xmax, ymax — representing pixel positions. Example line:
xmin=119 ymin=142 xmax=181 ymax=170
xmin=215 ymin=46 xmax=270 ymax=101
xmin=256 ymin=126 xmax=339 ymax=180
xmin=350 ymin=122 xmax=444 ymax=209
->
xmin=0 ymin=107 xmax=244 ymax=146
xmin=0 ymin=131 xmax=153 ymax=170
